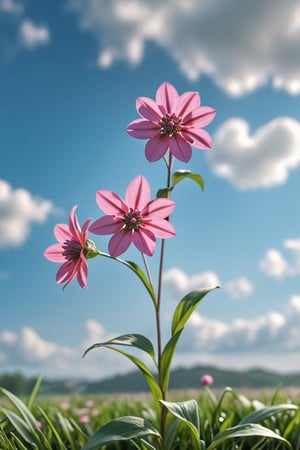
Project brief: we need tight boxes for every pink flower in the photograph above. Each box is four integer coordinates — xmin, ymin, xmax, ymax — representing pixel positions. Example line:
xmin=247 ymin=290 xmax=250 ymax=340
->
xmin=89 ymin=176 xmax=176 ymax=257
xmin=126 ymin=81 xmax=216 ymax=163
xmin=200 ymin=374 xmax=214 ymax=386
xmin=85 ymin=399 xmax=95 ymax=408
xmin=35 ymin=421 xmax=42 ymax=430
xmin=79 ymin=415 xmax=90 ymax=424
xmin=44 ymin=206 xmax=98 ymax=289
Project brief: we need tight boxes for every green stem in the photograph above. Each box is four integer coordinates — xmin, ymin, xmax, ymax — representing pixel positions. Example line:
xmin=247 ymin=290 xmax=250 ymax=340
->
xmin=156 ymin=152 xmax=173 ymax=444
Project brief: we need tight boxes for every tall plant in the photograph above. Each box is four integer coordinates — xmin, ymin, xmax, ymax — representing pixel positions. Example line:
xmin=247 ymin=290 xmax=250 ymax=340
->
xmin=44 ymin=82 xmax=293 ymax=449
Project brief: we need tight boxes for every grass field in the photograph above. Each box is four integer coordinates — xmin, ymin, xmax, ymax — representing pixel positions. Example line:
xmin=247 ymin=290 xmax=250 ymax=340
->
xmin=0 ymin=379 xmax=299 ymax=449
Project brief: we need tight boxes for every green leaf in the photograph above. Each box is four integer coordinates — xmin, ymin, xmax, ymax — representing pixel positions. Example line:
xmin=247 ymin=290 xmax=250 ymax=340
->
xmin=26 ymin=375 xmax=43 ymax=411
xmin=172 ymin=170 xmax=205 ymax=191
xmin=172 ymin=286 xmax=219 ymax=336
xmin=0 ymin=408 xmax=39 ymax=448
xmin=83 ymin=333 xmax=156 ymax=364
xmin=0 ymin=387 xmax=37 ymax=432
xmin=37 ymin=406 xmax=68 ymax=450
xmin=156 ymin=188 xmax=170 ymax=198
xmin=10 ymin=434 xmax=29 ymax=450
xmin=84 ymin=345 xmax=162 ymax=400
xmin=239 ymin=404 xmax=298 ymax=425
xmin=82 ymin=416 xmax=161 ymax=450
xmin=160 ymin=400 xmax=200 ymax=447
xmin=159 ymin=332 xmax=181 ymax=392
xmin=99 ymin=253 xmax=156 ymax=305
xmin=139 ymin=438 xmax=159 ymax=450
xmin=164 ymin=418 xmax=180 ymax=450
xmin=207 ymin=423 xmax=291 ymax=450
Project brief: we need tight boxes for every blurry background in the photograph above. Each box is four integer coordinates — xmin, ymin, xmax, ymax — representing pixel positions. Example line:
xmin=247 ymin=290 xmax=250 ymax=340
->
xmin=1 ymin=0 xmax=300 ymax=380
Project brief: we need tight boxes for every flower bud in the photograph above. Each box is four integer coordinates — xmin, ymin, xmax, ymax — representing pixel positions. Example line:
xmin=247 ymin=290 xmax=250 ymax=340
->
xmin=84 ymin=239 xmax=100 ymax=259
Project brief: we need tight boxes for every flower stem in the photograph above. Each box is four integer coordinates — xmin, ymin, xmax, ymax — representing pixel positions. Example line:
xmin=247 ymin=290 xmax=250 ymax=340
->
xmin=156 ymin=152 xmax=173 ymax=443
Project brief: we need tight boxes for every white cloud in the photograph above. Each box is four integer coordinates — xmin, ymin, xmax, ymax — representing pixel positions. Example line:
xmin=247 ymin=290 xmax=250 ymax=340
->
xmin=2 ymin=301 xmax=300 ymax=378
xmin=259 ymin=249 xmax=289 ymax=279
xmin=19 ymin=20 xmax=50 ymax=49
xmin=179 ymin=298 xmax=300 ymax=355
xmin=208 ymin=117 xmax=300 ymax=189
xmin=0 ymin=179 xmax=56 ymax=248
xmin=260 ymin=238 xmax=300 ymax=279
xmin=82 ymin=319 xmax=111 ymax=349
xmin=0 ymin=0 xmax=22 ymax=13
xmin=0 ymin=327 xmax=74 ymax=366
xmin=163 ymin=267 xmax=220 ymax=295
xmin=284 ymin=238 xmax=300 ymax=274
xmin=67 ymin=0 xmax=300 ymax=96
xmin=0 ymin=321 xmax=136 ymax=379
xmin=163 ymin=268 xmax=253 ymax=300
xmin=225 ymin=277 xmax=253 ymax=299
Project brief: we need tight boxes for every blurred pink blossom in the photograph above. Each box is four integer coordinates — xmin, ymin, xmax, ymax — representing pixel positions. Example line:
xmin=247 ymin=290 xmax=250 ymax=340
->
xmin=200 ymin=374 xmax=214 ymax=386
xmin=85 ymin=399 xmax=95 ymax=408
xmin=60 ymin=401 xmax=70 ymax=410
xmin=35 ymin=421 xmax=42 ymax=430
xmin=89 ymin=175 xmax=176 ymax=257
xmin=127 ymin=81 xmax=216 ymax=162
xmin=79 ymin=415 xmax=90 ymax=424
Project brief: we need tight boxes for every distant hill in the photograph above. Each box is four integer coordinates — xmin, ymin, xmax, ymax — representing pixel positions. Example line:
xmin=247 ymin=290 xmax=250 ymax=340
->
xmin=39 ymin=365 xmax=300 ymax=396
xmin=1 ymin=366 xmax=299 ymax=396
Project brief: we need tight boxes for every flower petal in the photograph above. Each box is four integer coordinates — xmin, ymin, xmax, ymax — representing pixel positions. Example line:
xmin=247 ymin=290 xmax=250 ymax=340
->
xmin=56 ymin=260 xmax=75 ymax=285
xmin=144 ymin=198 xmax=175 ymax=219
xmin=89 ymin=215 xmax=122 ymax=235
xmin=144 ymin=220 xmax=176 ymax=239
xmin=184 ymin=106 xmax=216 ymax=127
xmin=156 ymin=82 xmax=178 ymax=114
xmin=77 ymin=255 xmax=88 ymax=288
xmin=145 ymin=135 xmax=169 ymax=162
xmin=54 ymin=224 xmax=72 ymax=243
xmin=126 ymin=119 xmax=160 ymax=139
xmin=176 ymin=91 xmax=200 ymax=118
xmin=81 ymin=218 xmax=91 ymax=243
xmin=183 ymin=128 xmax=213 ymax=149
xmin=108 ymin=229 xmax=133 ymax=257
xmin=95 ymin=190 xmax=127 ymax=215
xmin=125 ymin=176 xmax=150 ymax=211
xmin=133 ymin=228 xmax=156 ymax=256
xmin=44 ymin=243 xmax=65 ymax=262
xmin=69 ymin=205 xmax=82 ymax=243
xmin=169 ymin=135 xmax=192 ymax=162
xmin=136 ymin=96 xmax=162 ymax=122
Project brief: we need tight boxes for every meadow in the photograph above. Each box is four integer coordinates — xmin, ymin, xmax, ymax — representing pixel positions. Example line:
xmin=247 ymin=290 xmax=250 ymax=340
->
xmin=0 ymin=378 xmax=299 ymax=449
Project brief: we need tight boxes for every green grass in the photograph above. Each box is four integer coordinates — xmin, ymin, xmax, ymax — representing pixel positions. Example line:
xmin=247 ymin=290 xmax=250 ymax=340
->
xmin=0 ymin=382 xmax=299 ymax=449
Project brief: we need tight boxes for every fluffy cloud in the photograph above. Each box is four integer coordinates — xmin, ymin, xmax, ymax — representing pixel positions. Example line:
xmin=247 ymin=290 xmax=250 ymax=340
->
xmin=0 ymin=0 xmax=23 ymax=14
xmin=82 ymin=319 xmax=111 ymax=349
xmin=207 ymin=117 xmax=300 ymax=189
xmin=0 ymin=4 xmax=50 ymax=56
xmin=0 ymin=321 xmax=138 ymax=379
xmin=0 ymin=180 xmax=56 ymax=248
xmin=163 ymin=268 xmax=252 ymax=300
xmin=0 ymin=327 xmax=75 ymax=366
xmin=180 ymin=296 xmax=300 ymax=354
xmin=260 ymin=238 xmax=300 ymax=279
xmin=19 ymin=20 xmax=50 ymax=49
xmin=163 ymin=267 xmax=220 ymax=295
xmin=67 ymin=0 xmax=300 ymax=96
xmin=225 ymin=277 xmax=253 ymax=299
xmin=2 ymin=297 xmax=300 ymax=378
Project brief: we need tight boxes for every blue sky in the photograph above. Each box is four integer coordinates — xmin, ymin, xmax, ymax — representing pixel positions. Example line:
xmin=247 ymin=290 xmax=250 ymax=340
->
xmin=1 ymin=0 xmax=300 ymax=381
